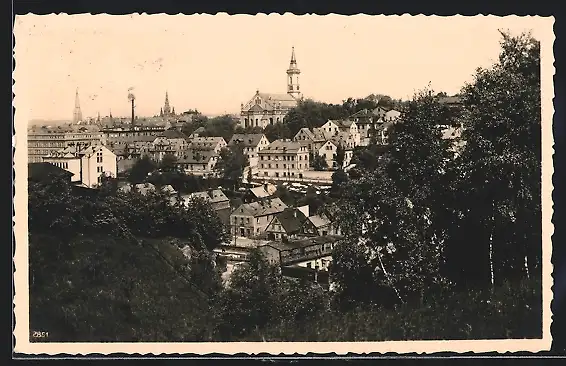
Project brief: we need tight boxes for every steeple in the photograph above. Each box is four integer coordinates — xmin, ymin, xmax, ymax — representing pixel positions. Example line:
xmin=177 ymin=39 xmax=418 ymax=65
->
xmin=163 ymin=91 xmax=171 ymax=115
xmin=286 ymin=47 xmax=301 ymax=99
xmin=73 ymin=88 xmax=83 ymax=123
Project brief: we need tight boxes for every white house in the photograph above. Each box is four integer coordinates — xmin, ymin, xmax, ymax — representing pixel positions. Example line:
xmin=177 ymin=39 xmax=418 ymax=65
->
xmin=42 ymin=143 xmax=117 ymax=188
xmin=228 ymin=133 xmax=270 ymax=167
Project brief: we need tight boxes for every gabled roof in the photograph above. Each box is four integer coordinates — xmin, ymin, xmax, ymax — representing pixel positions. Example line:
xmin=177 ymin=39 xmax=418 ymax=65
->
xmin=249 ymin=104 xmax=265 ymax=113
xmin=308 ymin=215 xmax=331 ymax=228
xmin=249 ymin=183 xmax=277 ymax=199
xmin=189 ymin=189 xmax=229 ymax=204
xmin=228 ymin=134 xmax=267 ymax=148
xmin=334 ymin=120 xmax=355 ymax=129
xmin=45 ymin=143 xmax=111 ymax=159
xmin=265 ymin=234 xmax=343 ymax=251
xmin=271 ymin=208 xmax=309 ymax=234
xmin=188 ymin=137 xmax=226 ymax=150
xmin=373 ymin=106 xmax=389 ymax=117
xmin=233 ymin=197 xmax=288 ymax=218
xmin=259 ymin=139 xmax=304 ymax=154
xmin=294 ymin=128 xmax=315 ymax=141
xmin=178 ymin=149 xmax=219 ymax=164
xmin=28 ymin=162 xmax=73 ymax=181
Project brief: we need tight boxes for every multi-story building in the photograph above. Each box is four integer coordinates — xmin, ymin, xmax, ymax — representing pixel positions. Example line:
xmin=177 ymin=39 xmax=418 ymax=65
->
xmin=257 ymin=139 xmax=310 ymax=180
xmin=42 ymin=143 xmax=117 ymax=187
xmin=176 ymin=149 xmax=220 ymax=176
xmin=230 ymin=197 xmax=288 ymax=238
xmin=293 ymin=128 xmax=326 ymax=155
xmin=228 ymin=133 xmax=270 ymax=167
xmin=27 ymin=127 xmax=104 ymax=163
xmin=187 ymin=136 xmax=227 ymax=154
xmin=149 ymin=129 xmax=190 ymax=161
xmin=238 ymin=47 xmax=302 ymax=129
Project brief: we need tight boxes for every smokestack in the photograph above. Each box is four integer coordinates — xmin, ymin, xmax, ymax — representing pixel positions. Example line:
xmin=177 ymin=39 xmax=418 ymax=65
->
xmin=131 ymin=98 xmax=135 ymax=125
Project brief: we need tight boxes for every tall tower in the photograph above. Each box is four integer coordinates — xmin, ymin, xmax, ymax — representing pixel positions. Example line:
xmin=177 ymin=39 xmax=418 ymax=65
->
xmin=286 ymin=47 xmax=301 ymax=99
xmin=163 ymin=91 xmax=171 ymax=115
xmin=73 ymin=88 xmax=83 ymax=123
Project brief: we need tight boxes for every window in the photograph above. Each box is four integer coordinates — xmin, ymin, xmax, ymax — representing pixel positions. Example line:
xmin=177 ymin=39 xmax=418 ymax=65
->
xmin=97 ymin=166 xmax=103 ymax=173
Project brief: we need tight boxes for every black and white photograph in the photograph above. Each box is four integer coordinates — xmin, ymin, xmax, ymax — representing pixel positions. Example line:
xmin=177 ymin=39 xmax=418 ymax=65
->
xmin=13 ymin=14 xmax=555 ymax=355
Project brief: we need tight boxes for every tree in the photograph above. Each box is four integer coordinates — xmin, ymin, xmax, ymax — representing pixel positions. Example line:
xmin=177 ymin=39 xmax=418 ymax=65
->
xmin=214 ymin=142 xmax=249 ymax=190
xmin=200 ymin=114 xmax=237 ymax=142
xmin=446 ymin=31 xmax=542 ymax=288
xmin=331 ymin=169 xmax=349 ymax=197
xmin=263 ymin=123 xmax=292 ymax=142
xmin=214 ymin=249 xmax=283 ymax=340
xmin=128 ymin=156 xmax=157 ymax=184
xmin=160 ymin=153 xmax=179 ymax=173
xmin=311 ymin=153 xmax=328 ymax=171
xmin=284 ymin=99 xmax=349 ymax=137
xmin=335 ymin=143 xmax=346 ymax=169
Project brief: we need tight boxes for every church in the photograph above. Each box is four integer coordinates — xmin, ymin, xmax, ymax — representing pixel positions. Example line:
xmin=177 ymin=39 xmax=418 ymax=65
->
xmin=239 ymin=47 xmax=303 ymax=129
xmin=159 ymin=91 xmax=176 ymax=118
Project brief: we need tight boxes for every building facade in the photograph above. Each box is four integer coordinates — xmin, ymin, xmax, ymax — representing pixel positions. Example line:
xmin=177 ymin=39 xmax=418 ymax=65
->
xmin=228 ymin=133 xmax=271 ymax=167
xmin=27 ymin=127 xmax=104 ymax=163
xmin=42 ymin=143 xmax=117 ymax=187
xmin=257 ymin=139 xmax=310 ymax=180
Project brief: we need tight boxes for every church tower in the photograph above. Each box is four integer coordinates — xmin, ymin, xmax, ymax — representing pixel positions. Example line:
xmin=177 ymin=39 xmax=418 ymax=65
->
xmin=163 ymin=91 xmax=171 ymax=116
xmin=73 ymin=88 xmax=83 ymax=123
xmin=286 ymin=47 xmax=301 ymax=99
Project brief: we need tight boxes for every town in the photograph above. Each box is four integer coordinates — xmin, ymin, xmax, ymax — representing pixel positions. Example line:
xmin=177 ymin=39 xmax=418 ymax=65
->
xmin=25 ymin=28 xmax=544 ymax=344
xmin=27 ymin=47 xmax=466 ymax=284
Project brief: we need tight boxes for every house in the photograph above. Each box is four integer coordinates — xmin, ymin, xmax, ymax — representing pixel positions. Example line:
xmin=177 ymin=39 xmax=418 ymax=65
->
xmin=293 ymin=128 xmax=326 ymax=154
xmin=384 ymin=109 xmax=401 ymax=122
xmin=243 ymin=183 xmax=278 ymax=203
xmin=188 ymin=126 xmax=206 ymax=138
xmin=186 ymin=189 xmax=231 ymax=211
xmin=264 ymin=205 xmax=310 ymax=241
xmin=317 ymin=140 xmax=353 ymax=169
xmin=305 ymin=214 xmax=337 ymax=236
xmin=258 ymin=234 xmax=343 ymax=270
xmin=28 ymin=162 xmax=73 ymax=183
xmin=42 ymin=143 xmax=117 ymax=188
xmin=257 ymin=139 xmax=310 ymax=180
xmin=176 ymin=150 xmax=220 ymax=176
xmin=149 ymin=129 xmax=190 ymax=161
xmin=230 ymin=197 xmax=288 ymax=238
xmin=228 ymin=133 xmax=270 ymax=167
xmin=187 ymin=136 xmax=227 ymax=154
xmin=314 ymin=120 xmax=341 ymax=140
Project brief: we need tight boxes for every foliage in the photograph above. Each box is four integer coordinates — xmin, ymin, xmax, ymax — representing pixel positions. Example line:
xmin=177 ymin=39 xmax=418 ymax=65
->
xmin=199 ymin=114 xmax=238 ymax=142
xmin=284 ymin=99 xmax=349 ymax=137
xmin=213 ymin=249 xmax=283 ymax=340
xmin=445 ymin=31 xmax=542 ymax=288
xmin=335 ymin=143 xmax=346 ymax=169
xmin=214 ymin=142 xmax=249 ymax=190
xmin=29 ymin=233 xmax=219 ymax=342
xmin=331 ymin=169 xmax=349 ymax=197
xmin=128 ymin=156 xmax=157 ymax=184
xmin=159 ymin=153 xmax=179 ymax=173
xmin=310 ymin=153 xmax=328 ymax=171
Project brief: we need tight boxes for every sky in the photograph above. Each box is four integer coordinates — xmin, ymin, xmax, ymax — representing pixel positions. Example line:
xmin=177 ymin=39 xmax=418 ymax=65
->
xmin=14 ymin=14 xmax=551 ymax=122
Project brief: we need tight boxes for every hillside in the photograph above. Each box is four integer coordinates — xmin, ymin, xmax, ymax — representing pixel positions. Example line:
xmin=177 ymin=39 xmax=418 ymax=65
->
xmin=29 ymin=233 xmax=219 ymax=342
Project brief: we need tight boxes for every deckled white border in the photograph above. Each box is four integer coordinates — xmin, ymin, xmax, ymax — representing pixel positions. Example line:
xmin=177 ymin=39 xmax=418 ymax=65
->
xmin=13 ymin=14 xmax=555 ymax=355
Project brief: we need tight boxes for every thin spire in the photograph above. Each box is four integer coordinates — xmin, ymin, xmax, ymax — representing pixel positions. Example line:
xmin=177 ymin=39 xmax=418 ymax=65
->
xmin=290 ymin=46 xmax=296 ymax=64
xmin=73 ymin=87 xmax=83 ymax=123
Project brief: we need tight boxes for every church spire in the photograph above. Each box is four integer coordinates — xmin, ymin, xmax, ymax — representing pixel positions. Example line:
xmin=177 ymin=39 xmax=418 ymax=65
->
xmin=286 ymin=47 xmax=301 ymax=99
xmin=73 ymin=87 xmax=83 ymax=123
xmin=163 ymin=91 xmax=171 ymax=115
